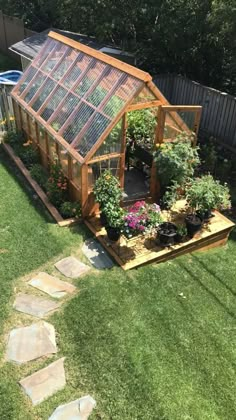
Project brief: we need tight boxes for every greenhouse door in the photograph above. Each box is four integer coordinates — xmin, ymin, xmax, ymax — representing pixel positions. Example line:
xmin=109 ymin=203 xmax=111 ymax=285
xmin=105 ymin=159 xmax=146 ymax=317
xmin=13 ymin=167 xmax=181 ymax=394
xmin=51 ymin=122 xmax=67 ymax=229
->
xmin=150 ymin=104 xmax=202 ymax=201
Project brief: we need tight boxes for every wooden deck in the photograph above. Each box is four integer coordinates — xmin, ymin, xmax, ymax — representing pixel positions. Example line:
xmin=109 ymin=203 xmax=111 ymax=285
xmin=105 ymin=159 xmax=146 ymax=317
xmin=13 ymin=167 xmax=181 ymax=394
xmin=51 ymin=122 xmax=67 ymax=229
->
xmin=85 ymin=201 xmax=235 ymax=270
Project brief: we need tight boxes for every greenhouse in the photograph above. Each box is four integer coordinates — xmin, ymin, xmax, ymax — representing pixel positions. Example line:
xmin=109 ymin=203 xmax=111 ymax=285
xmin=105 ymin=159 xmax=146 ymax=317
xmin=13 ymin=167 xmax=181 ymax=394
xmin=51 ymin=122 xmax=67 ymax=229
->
xmin=11 ymin=31 xmax=202 ymax=216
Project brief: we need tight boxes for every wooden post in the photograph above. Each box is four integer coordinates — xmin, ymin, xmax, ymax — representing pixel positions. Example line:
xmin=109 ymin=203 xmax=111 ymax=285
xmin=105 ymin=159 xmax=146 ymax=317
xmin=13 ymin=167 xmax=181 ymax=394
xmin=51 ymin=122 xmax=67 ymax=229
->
xmin=150 ymin=106 xmax=165 ymax=202
xmin=81 ymin=164 xmax=88 ymax=217
xmin=120 ymin=113 xmax=127 ymax=189
xmin=193 ymin=109 xmax=202 ymax=146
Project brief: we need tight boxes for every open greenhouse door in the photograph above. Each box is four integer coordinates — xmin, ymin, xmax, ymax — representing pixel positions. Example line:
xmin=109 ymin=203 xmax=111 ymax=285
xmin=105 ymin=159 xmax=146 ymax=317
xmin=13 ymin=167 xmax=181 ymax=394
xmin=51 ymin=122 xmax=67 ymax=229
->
xmin=150 ymin=105 xmax=202 ymax=202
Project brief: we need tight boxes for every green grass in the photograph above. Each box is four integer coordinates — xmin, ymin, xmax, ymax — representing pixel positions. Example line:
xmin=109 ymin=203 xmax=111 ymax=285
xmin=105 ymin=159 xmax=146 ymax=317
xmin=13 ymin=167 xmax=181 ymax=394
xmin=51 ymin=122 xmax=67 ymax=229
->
xmin=0 ymin=52 xmax=20 ymax=72
xmin=0 ymin=146 xmax=236 ymax=419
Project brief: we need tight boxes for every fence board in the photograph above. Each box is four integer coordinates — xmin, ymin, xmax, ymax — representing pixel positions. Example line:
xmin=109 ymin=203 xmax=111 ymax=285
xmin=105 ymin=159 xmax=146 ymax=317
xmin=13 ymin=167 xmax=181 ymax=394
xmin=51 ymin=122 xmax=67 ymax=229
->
xmin=154 ymin=74 xmax=236 ymax=150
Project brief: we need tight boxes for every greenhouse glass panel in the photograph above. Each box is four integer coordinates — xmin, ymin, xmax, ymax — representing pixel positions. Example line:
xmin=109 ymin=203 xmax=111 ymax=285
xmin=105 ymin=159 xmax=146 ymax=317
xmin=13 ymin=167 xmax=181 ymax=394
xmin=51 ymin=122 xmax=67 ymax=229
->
xmin=93 ymin=120 xmax=122 ymax=157
xmin=23 ymin=72 xmax=47 ymax=103
xmin=132 ymin=87 xmax=156 ymax=104
xmin=12 ymin=35 xmax=145 ymax=162
xmin=76 ymin=112 xmax=110 ymax=157
xmin=50 ymin=93 xmax=80 ymax=132
xmin=17 ymin=66 xmax=37 ymax=95
xmin=63 ymin=102 xmax=95 ymax=143
xmin=40 ymin=86 xmax=67 ymax=121
xmin=31 ymin=79 xmax=56 ymax=112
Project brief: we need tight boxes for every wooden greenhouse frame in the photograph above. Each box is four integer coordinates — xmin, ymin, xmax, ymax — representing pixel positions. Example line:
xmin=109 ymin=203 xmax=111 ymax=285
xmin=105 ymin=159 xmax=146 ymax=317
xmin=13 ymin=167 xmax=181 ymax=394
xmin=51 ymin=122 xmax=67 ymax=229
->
xmin=11 ymin=31 xmax=202 ymax=217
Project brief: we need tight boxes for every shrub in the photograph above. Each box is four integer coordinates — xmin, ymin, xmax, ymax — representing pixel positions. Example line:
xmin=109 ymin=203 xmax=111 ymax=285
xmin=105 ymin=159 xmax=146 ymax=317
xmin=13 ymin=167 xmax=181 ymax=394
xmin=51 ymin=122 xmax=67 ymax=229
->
xmin=59 ymin=201 xmax=82 ymax=219
xmin=3 ymin=130 xmax=25 ymax=146
xmin=93 ymin=170 xmax=122 ymax=210
xmin=46 ymin=158 xmax=68 ymax=207
xmin=154 ymin=133 xmax=200 ymax=188
xmin=30 ymin=164 xmax=48 ymax=190
xmin=127 ymin=109 xmax=157 ymax=150
xmin=185 ymin=175 xmax=231 ymax=214
xmin=18 ymin=145 xmax=39 ymax=168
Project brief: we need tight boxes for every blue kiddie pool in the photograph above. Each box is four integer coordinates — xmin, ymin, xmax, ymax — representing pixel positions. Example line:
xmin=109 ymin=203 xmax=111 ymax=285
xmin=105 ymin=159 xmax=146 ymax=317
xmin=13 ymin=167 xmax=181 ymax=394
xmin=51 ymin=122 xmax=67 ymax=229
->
xmin=0 ymin=70 xmax=22 ymax=86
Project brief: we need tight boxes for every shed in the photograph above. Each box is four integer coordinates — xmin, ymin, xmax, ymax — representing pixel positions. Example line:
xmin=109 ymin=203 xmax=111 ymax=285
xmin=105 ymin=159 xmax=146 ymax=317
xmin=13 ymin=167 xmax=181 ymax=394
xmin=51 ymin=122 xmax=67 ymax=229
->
xmin=11 ymin=31 xmax=202 ymax=216
xmin=9 ymin=29 xmax=134 ymax=71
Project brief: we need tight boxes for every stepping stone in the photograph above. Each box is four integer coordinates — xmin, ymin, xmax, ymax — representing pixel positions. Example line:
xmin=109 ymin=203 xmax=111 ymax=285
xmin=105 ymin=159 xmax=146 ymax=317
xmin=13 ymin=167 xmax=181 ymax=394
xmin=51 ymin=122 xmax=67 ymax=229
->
xmin=13 ymin=293 xmax=60 ymax=318
xmin=82 ymin=238 xmax=114 ymax=269
xmin=6 ymin=321 xmax=57 ymax=364
xmin=49 ymin=395 xmax=96 ymax=420
xmin=20 ymin=357 xmax=66 ymax=405
xmin=28 ymin=272 xmax=76 ymax=298
xmin=55 ymin=256 xmax=90 ymax=279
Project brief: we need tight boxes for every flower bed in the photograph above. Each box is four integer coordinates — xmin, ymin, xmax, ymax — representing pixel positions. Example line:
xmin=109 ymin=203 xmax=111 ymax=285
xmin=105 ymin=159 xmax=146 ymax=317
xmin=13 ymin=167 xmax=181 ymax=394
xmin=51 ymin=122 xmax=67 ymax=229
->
xmin=2 ymin=132 xmax=82 ymax=226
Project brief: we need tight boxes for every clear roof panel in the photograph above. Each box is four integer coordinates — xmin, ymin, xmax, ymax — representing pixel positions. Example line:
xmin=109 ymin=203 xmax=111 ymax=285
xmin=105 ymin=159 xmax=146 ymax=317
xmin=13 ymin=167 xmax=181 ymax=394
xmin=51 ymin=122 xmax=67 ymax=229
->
xmin=13 ymin=36 xmax=144 ymax=161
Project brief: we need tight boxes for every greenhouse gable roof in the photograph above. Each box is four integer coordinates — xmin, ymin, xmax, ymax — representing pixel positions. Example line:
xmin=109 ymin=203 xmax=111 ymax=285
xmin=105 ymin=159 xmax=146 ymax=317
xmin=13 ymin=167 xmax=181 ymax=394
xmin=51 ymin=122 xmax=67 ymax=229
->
xmin=12 ymin=31 xmax=155 ymax=163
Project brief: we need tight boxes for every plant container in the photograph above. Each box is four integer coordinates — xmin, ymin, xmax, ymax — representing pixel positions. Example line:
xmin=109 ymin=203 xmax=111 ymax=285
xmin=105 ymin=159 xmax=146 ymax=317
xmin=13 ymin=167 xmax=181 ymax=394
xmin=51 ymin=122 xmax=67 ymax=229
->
xmin=106 ymin=226 xmax=121 ymax=242
xmin=158 ymin=222 xmax=177 ymax=247
xmin=185 ymin=214 xmax=202 ymax=238
xmin=100 ymin=211 xmax=108 ymax=227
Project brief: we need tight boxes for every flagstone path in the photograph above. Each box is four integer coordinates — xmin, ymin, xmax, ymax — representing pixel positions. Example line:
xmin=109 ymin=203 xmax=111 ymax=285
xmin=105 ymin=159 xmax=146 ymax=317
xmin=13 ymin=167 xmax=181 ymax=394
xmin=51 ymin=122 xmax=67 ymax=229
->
xmin=5 ymin=255 xmax=96 ymax=418
xmin=13 ymin=293 xmax=60 ymax=318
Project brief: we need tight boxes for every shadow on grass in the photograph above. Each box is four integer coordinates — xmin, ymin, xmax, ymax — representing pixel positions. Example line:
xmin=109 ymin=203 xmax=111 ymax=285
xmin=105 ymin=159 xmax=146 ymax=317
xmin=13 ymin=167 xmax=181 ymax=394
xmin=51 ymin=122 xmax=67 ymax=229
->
xmin=178 ymin=258 xmax=235 ymax=319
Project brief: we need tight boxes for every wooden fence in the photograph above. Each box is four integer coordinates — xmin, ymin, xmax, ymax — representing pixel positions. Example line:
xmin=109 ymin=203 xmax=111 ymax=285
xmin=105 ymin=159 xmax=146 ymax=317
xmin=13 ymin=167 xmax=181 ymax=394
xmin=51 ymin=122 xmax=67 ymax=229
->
xmin=0 ymin=11 xmax=35 ymax=60
xmin=154 ymin=74 xmax=236 ymax=151
xmin=0 ymin=86 xmax=14 ymax=137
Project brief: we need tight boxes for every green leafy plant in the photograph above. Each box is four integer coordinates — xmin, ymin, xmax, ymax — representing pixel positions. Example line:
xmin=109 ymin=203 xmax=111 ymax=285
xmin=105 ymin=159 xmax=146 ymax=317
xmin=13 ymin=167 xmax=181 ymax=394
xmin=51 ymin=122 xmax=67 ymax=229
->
xmin=163 ymin=182 xmax=182 ymax=210
xmin=18 ymin=145 xmax=40 ymax=168
xmin=46 ymin=157 xmax=68 ymax=207
xmin=105 ymin=204 xmax=125 ymax=228
xmin=59 ymin=201 xmax=82 ymax=219
xmin=154 ymin=133 xmax=200 ymax=188
xmin=93 ymin=170 xmax=122 ymax=210
xmin=200 ymin=139 xmax=218 ymax=173
xmin=176 ymin=224 xmax=188 ymax=236
xmin=185 ymin=175 xmax=231 ymax=214
xmin=3 ymin=130 xmax=25 ymax=146
xmin=127 ymin=109 xmax=157 ymax=150
xmin=30 ymin=164 xmax=48 ymax=190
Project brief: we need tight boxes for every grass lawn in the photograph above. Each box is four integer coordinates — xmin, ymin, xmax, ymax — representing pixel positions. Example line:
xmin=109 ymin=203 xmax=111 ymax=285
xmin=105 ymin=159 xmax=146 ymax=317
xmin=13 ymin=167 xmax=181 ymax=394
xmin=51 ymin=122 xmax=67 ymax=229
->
xmin=0 ymin=146 xmax=236 ymax=419
xmin=0 ymin=52 xmax=20 ymax=72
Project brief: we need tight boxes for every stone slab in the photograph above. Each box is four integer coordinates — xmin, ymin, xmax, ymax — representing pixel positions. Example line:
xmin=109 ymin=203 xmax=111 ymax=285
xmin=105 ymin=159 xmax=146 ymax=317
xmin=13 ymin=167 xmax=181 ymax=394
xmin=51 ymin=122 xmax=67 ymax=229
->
xmin=48 ymin=395 xmax=96 ymax=420
xmin=20 ymin=357 xmax=66 ymax=405
xmin=13 ymin=293 xmax=60 ymax=318
xmin=28 ymin=272 xmax=76 ymax=298
xmin=54 ymin=257 xmax=90 ymax=279
xmin=6 ymin=321 xmax=57 ymax=364
xmin=82 ymin=238 xmax=114 ymax=269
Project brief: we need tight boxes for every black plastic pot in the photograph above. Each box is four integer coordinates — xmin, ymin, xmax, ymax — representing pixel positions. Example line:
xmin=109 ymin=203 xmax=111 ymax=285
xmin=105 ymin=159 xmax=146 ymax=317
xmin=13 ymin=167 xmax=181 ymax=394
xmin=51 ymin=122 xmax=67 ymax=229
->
xmin=158 ymin=222 xmax=177 ymax=247
xmin=100 ymin=211 xmax=108 ymax=227
xmin=106 ymin=226 xmax=121 ymax=242
xmin=185 ymin=214 xmax=202 ymax=238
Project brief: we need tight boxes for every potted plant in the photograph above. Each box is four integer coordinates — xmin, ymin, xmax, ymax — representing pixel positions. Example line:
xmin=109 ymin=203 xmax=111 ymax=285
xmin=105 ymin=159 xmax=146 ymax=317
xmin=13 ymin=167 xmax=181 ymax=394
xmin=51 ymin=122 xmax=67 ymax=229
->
xmin=153 ymin=133 xmax=200 ymax=195
xmin=123 ymin=201 xmax=162 ymax=238
xmin=158 ymin=222 xmax=177 ymax=247
xmin=104 ymin=204 xmax=124 ymax=242
xmin=175 ymin=224 xmax=188 ymax=243
xmin=93 ymin=170 xmax=122 ymax=226
xmin=186 ymin=174 xmax=231 ymax=218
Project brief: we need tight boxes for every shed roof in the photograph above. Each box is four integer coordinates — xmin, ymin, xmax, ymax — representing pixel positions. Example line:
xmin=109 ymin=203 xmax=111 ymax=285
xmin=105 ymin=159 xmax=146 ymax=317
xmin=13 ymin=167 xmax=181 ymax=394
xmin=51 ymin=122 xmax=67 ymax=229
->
xmin=12 ymin=31 xmax=156 ymax=163
xmin=9 ymin=29 xmax=134 ymax=62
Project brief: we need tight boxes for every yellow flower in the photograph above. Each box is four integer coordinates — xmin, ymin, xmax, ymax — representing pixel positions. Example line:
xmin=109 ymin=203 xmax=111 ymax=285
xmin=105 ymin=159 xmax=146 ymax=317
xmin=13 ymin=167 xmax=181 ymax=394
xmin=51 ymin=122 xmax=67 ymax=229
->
xmin=160 ymin=143 xmax=165 ymax=148
xmin=156 ymin=143 xmax=160 ymax=148
xmin=9 ymin=116 xmax=15 ymax=121
xmin=0 ymin=119 xmax=6 ymax=126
